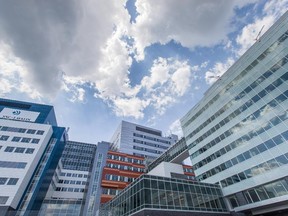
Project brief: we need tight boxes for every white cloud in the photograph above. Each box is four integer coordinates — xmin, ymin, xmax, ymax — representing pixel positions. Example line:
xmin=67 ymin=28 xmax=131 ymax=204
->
xmin=142 ymin=57 xmax=192 ymax=115
xmin=205 ymin=58 xmax=234 ymax=85
xmin=0 ymin=42 xmax=41 ymax=99
xmin=168 ymin=119 xmax=183 ymax=138
xmin=236 ymin=0 xmax=288 ymax=56
xmin=113 ymin=97 xmax=149 ymax=119
xmin=131 ymin=0 xmax=257 ymax=60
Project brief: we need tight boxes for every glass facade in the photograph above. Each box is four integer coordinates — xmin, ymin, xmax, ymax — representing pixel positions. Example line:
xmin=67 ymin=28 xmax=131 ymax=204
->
xmin=147 ymin=138 xmax=187 ymax=172
xmin=38 ymin=200 xmax=82 ymax=216
xmin=61 ymin=141 xmax=97 ymax=171
xmin=99 ymin=175 xmax=227 ymax=216
xmin=181 ymin=11 xmax=288 ymax=213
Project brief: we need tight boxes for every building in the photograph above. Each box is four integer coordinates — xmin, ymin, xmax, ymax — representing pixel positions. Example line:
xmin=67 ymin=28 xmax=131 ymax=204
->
xmin=99 ymin=174 xmax=228 ymax=216
xmin=110 ymin=120 xmax=178 ymax=160
xmin=83 ymin=142 xmax=146 ymax=216
xmin=181 ymin=11 xmax=288 ymax=215
xmin=0 ymin=98 xmax=66 ymax=216
xmin=39 ymin=141 xmax=97 ymax=216
xmin=101 ymin=150 xmax=146 ymax=204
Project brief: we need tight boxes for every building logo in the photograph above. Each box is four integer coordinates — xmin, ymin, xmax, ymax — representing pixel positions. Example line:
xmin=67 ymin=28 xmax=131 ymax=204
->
xmin=12 ymin=110 xmax=21 ymax=115
xmin=0 ymin=108 xmax=40 ymax=122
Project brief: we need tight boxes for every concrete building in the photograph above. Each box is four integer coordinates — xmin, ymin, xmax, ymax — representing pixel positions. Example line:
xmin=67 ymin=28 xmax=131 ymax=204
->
xmin=110 ymin=120 xmax=178 ymax=160
xmin=0 ymin=98 xmax=66 ymax=216
xmin=181 ymin=11 xmax=288 ymax=215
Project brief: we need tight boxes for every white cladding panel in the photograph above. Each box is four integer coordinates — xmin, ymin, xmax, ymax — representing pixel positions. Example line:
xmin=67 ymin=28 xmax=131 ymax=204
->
xmin=0 ymin=119 xmax=52 ymax=208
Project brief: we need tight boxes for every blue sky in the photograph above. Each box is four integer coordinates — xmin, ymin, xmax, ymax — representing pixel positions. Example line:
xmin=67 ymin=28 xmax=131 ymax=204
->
xmin=0 ymin=0 xmax=287 ymax=144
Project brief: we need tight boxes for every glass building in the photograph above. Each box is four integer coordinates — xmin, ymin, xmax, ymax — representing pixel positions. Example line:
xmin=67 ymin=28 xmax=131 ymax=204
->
xmin=99 ymin=174 xmax=228 ymax=216
xmin=181 ymin=11 xmax=288 ymax=215
xmin=39 ymin=141 xmax=97 ymax=216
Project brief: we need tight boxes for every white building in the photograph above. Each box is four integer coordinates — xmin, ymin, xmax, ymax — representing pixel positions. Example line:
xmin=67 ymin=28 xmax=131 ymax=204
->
xmin=0 ymin=119 xmax=53 ymax=209
xmin=181 ymin=11 xmax=288 ymax=215
xmin=0 ymin=98 xmax=66 ymax=216
xmin=110 ymin=120 xmax=178 ymax=160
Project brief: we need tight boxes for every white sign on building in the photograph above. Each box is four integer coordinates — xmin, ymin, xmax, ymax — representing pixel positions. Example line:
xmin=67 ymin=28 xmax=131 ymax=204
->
xmin=0 ymin=108 xmax=40 ymax=122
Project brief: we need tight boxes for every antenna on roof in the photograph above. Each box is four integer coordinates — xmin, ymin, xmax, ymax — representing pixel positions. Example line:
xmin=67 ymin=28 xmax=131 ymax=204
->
xmin=255 ymin=25 xmax=265 ymax=42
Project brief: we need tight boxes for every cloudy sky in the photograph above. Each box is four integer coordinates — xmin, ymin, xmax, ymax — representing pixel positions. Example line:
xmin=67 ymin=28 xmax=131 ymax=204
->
xmin=0 ymin=0 xmax=287 ymax=144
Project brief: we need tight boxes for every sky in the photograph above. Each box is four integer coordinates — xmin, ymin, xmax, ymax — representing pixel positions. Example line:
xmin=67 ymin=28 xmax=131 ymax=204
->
xmin=0 ymin=0 xmax=287 ymax=144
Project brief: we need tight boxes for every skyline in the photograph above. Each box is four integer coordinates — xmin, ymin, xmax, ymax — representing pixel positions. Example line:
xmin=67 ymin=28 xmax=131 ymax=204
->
xmin=0 ymin=0 xmax=287 ymax=143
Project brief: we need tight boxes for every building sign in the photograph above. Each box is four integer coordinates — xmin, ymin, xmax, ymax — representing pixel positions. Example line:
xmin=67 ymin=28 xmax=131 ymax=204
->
xmin=0 ymin=108 xmax=40 ymax=122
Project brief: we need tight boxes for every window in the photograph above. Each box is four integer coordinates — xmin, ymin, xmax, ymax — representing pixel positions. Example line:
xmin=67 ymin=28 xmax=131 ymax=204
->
xmin=15 ymin=147 xmax=25 ymax=153
xmin=0 ymin=178 xmax=8 ymax=185
xmin=27 ymin=129 xmax=36 ymax=134
xmin=25 ymin=148 xmax=34 ymax=154
xmin=36 ymin=130 xmax=44 ymax=135
xmin=7 ymin=178 xmax=18 ymax=185
xmin=12 ymin=137 xmax=21 ymax=142
xmin=0 ymin=161 xmax=26 ymax=169
xmin=31 ymin=139 xmax=40 ymax=144
xmin=21 ymin=138 xmax=31 ymax=143
xmin=0 ymin=196 xmax=8 ymax=204
xmin=4 ymin=146 xmax=15 ymax=152
xmin=0 ymin=135 xmax=9 ymax=141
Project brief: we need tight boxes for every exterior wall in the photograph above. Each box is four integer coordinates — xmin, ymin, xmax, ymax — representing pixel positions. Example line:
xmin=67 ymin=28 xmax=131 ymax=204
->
xmin=0 ymin=98 xmax=67 ymax=216
xmin=40 ymin=140 xmax=97 ymax=216
xmin=101 ymin=151 xmax=145 ymax=203
xmin=148 ymin=162 xmax=195 ymax=180
xmin=148 ymin=162 xmax=184 ymax=178
xmin=83 ymin=141 xmax=110 ymax=216
xmin=110 ymin=120 xmax=178 ymax=159
xmin=181 ymin=11 xmax=288 ymax=214
xmin=0 ymin=119 xmax=53 ymax=209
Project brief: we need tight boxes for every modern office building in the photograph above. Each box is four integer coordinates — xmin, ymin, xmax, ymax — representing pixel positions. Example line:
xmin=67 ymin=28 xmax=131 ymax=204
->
xmin=83 ymin=142 xmax=146 ymax=216
xmin=39 ymin=141 xmax=97 ymax=216
xmin=101 ymin=150 xmax=146 ymax=204
xmin=110 ymin=120 xmax=178 ymax=160
xmin=0 ymin=98 xmax=67 ymax=216
xmin=181 ymin=11 xmax=288 ymax=215
xmin=99 ymin=174 xmax=228 ymax=216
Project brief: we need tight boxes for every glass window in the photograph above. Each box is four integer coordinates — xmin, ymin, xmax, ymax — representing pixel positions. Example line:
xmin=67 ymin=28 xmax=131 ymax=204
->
xmin=0 ymin=136 xmax=9 ymax=141
xmin=228 ymin=196 xmax=239 ymax=208
xmin=25 ymin=148 xmax=34 ymax=154
xmin=264 ymin=140 xmax=276 ymax=149
xmin=248 ymin=189 xmax=260 ymax=202
xmin=4 ymin=146 xmax=15 ymax=152
xmin=36 ymin=130 xmax=45 ymax=135
xmin=15 ymin=147 xmax=25 ymax=153
xmin=7 ymin=178 xmax=18 ymax=185
xmin=243 ymin=151 xmax=251 ymax=160
xmin=257 ymin=143 xmax=267 ymax=153
xmin=231 ymin=158 xmax=238 ymax=165
xmin=31 ymin=139 xmax=40 ymax=144
xmin=273 ymin=182 xmax=287 ymax=196
xmin=275 ymin=155 xmax=288 ymax=165
xmin=238 ymin=172 xmax=246 ymax=181
xmin=255 ymin=187 xmax=269 ymax=200
xmin=0 ymin=178 xmax=8 ymax=185
xmin=27 ymin=129 xmax=36 ymax=134
xmin=0 ymin=196 xmax=8 ymax=204
xmin=21 ymin=138 xmax=31 ymax=143
xmin=12 ymin=137 xmax=21 ymax=142
xmin=237 ymin=154 xmax=245 ymax=163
